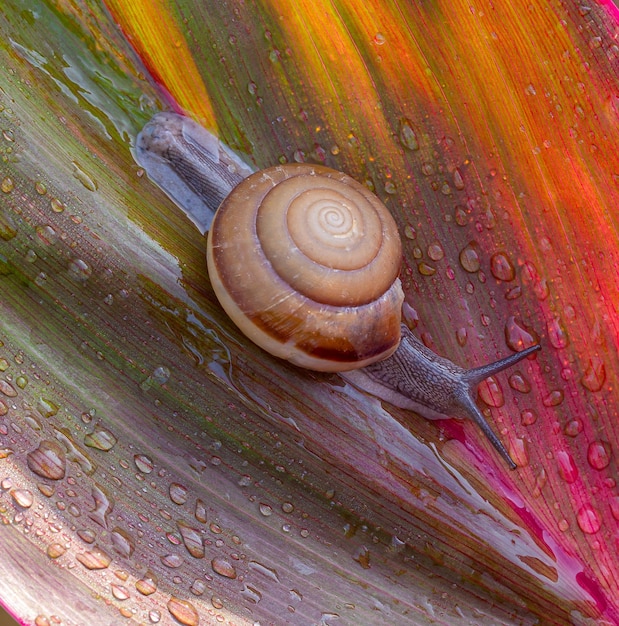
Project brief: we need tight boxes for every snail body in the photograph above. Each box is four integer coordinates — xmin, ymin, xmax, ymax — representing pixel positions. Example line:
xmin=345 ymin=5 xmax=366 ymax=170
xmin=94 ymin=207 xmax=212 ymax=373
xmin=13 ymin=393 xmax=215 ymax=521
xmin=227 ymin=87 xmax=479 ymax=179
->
xmin=137 ymin=112 xmax=540 ymax=470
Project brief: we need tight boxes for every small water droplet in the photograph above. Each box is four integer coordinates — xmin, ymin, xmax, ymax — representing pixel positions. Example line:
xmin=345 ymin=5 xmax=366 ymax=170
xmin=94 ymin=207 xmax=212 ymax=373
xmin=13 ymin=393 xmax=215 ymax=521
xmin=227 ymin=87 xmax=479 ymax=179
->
xmin=167 ymin=597 xmax=199 ymax=626
xmin=169 ymin=482 xmax=188 ymax=505
xmin=84 ymin=424 xmax=117 ymax=451
xmin=353 ymin=545 xmax=371 ymax=569
xmin=587 ymin=441 xmax=611 ymax=470
xmin=576 ymin=504 xmax=601 ymax=534
xmin=76 ymin=546 xmax=112 ymax=570
xmin=68 ymin=258 xmax=92 ymax=282
xmin=136 ymin=572 xmax=158 ymax=596
xmin=418 ymin=262 xmax=436 ymax=276
xmin=11 ymin=488 xmax=34 ymax=508
xmin=249 ymin=560 xmax=280 ymax=582
xmin=1 ymin=177 xmax=14 ymax=193
xmin=490 ymin=252 xmax=515 ymax=281
xmin=581 ymin=357 xmax=605 ymax=391
xmin=72 ymin=162 xmax=98 ymax=191
xmin=111 ymin=584 xmax=130 ymax=601
xmin=240 ymin=583 xmax=262 ymax=604
xmin=0 ymin=379 xmax=16 ymax=397
xmin=111 ymin=528 xmax=135 ymax=557
xmin=564 ymin=418 xmax=583 ymax=437
xmin=459 ymin=242 xmax=481 ymax=273
xmin=509 ymin=373 xmax=531 ymax=393
xmin=504 ymin=316 xmax=539 ymax=351
xmin=546 ymin=316 xmax=569 ymax=349
xmin=427 ymin=243 xmax=444 ymax=261
xmin=178 ymin=521 xmax=205 ymax=559
xmin=161 ymin=553 xmax=184 ymax=568
xmin=37 ymin=397 xmax=58 ymax=417
xmin=398 ymin=118 xmax=419 ymax=151
xmin=46 ymin=542 xmax=67 ymax=559
xmin=520 ymin=409 xmax=537 ymax=426
xmin=542 ymin=389 xmax=564 ymax=407
xmin=556 ymin=450 xmax=578 ymax=483
xmin=134 ymin=454 xmax=154 ymax=473
xmin=477 ymin=377 xmax=505 ymax=407
xmin=508 ymin=438 xmax=528 ymax=467
xmin=27 ymin=440 xmax=66 ymax=480
xmin=211 ymin=556 xmax=237 ymax=578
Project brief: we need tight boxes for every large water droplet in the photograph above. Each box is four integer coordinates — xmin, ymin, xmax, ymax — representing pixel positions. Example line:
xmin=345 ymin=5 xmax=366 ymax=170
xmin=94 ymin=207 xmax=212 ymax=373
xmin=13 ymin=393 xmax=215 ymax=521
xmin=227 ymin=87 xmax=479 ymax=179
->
xmin=27 ymin=440 xmax=66 ymax=480
xmin=134 ymin=454 xmax=154 ymax=473
xmin=0 ymin=380 xmax=17 ymax=397
xmin=111 ymin=527 xmax=135 ymax=557
xmin=546 ymin=317 xmax=569 ymax=349
xmin=477 ymin=377 xmax=505 ymax=407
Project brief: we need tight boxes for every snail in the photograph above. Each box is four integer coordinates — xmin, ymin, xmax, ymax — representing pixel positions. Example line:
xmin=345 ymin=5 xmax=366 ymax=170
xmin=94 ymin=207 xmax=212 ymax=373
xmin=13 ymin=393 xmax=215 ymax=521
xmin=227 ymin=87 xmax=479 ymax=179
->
xmin=137 ymin=112 xmax=540 ymax=470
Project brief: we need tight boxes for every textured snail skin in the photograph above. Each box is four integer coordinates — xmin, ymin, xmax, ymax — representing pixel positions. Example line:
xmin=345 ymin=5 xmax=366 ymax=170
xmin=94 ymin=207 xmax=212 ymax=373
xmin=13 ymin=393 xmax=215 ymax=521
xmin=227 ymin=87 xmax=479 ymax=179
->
xmin=138 ymin=112 xmax=541 ymax=470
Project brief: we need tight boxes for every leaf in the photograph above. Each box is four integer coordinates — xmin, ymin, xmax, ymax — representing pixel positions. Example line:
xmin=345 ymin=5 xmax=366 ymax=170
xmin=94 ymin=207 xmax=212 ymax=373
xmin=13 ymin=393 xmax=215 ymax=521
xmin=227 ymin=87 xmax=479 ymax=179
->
xmin=1 ymin=0 xmax=619 ymax=625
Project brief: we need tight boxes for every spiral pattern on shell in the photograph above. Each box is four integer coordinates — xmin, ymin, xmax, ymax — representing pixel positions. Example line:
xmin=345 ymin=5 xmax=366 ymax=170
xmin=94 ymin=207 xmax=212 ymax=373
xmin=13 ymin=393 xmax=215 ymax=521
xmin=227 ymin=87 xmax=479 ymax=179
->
xmin=207 ymin=164 xmax=404 ymax=372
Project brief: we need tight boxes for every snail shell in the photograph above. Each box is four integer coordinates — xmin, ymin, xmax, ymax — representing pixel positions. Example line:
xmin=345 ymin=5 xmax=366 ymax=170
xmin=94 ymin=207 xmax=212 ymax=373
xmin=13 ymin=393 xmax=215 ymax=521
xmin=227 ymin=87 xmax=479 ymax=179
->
xmin=137 ymin=112 xmax=541 ymax=470
xmin=206 ymin=164 xmax=405 ymax=372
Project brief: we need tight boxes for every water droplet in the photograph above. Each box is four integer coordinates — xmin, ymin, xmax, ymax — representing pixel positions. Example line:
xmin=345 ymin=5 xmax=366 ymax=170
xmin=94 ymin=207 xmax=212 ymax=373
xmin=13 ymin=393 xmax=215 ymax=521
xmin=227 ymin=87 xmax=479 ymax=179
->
xmin=178 ymin=521 xmax=205 ymax=559
xmin=15 ymin=375 xmax=27 ymax=389
xmin=418 ymin=262 xmax=436 ymax=276
xmin=518 ymin=409 xmax=535 ymax=426
xmin=134 ymin=454 xmax=154 ymax=473
xmin=46 ymin=543 xmax=66 ymax=559
xmin=505 ymin=316 xmax=539 ymax=351
xmin=459 ymin=242 xmax=481 ymax=272
xmin=76 ymin=546 xmax=112 ymax=570
xmin=508 ymin=438 xmax=528 ymax=467
xmin=542 ymin=389 xmax=564 ymax=407
xmin=88 ymin=485 xmax=113 ymax=527
xmin=136 ymin=572 xmax=158 ymax=595
xmin=27 ymin=440 xmax=66 ymax=480
xmin=427 ymin=243 xmax=444 ymax=261
xmin=148 ymin=609 xmax=161 ymax=623
xmin=546 ymin=317 xmax=569 ymax=349
xmin=71 ymin=162 xmax=98 ymax=191
xmin=111 ymin=584 xmax=130 ymax=601
xmin=37 ymin=398 xmax=58 ymax=417
xmin=195 ymin=499 xmax=207 ymax=524
xmin=1 ymin=177 xmax=14 ymax=193
xmin=0 ymin=380 xmax=16 ymax=397
xmin=509 ymin=372 xmax=531 ymax=393
xmin=161 ymin=553 xmax=184 ymax=568
xmin=11 ymin=488 xmax=34 ymax=508
xmin=587 ymin=441 xmax=611 ymax=470
xmin=167 ymin=597 xmax=199 ymax=626
xmin=211 ymin=556 xmax=237 ymax=578
xmin=581 ymin=357 xmax=605 ymax=391
xmin=353 ymin=545 xmax=371 ymax=569
xmin=249 ymin=560 xmax=280 ymax=582
xmin=490 ymin=252 xmax=515 ymax=281
xmin=84 ymin=424 xmax=117 ymax=451
xmin=556 ymin=450 xmax=578 ymax=483
xmin=532 ymin=468 xmax=547 ymax=498
xmin=398 ymin=118 xmax=419 ymax=151
xmin=240 ymin=583 xmax=262 ymax=604
xmin=576 ymin=504 xmax=601 ymax=534
xmin=477 ymin=377 xmax=505 ymax=407
xmin=68 ymin=258 xmax=92 ymax=282
xmin=111 ymin=527 xmax=135 ymax=557
xmin=169 ymin=482 xmax=188 ymax=505
xmin=564 ymin=418 xmax=583 ymax=437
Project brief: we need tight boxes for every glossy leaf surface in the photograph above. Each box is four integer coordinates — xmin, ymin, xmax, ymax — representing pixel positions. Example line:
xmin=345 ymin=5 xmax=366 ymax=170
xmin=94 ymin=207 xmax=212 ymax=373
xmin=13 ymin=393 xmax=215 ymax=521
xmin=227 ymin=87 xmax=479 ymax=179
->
xmin=1 ymin=0 xmax=618 ymax=624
